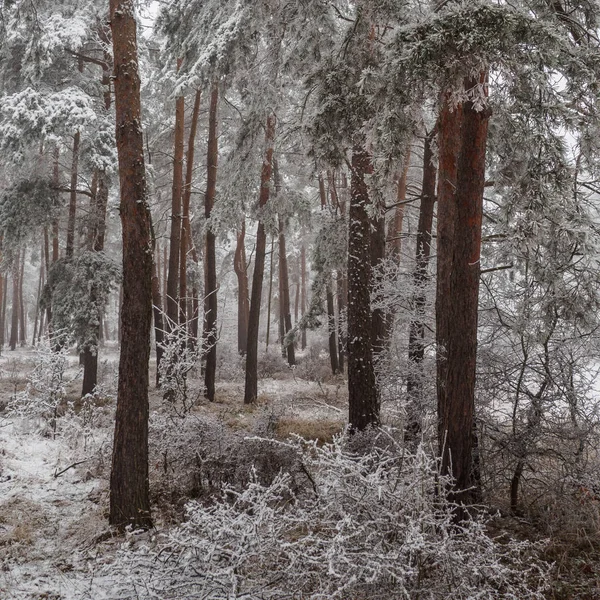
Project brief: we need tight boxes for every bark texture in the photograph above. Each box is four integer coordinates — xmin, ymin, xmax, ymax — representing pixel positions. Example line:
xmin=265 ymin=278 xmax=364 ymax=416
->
xmin=436 ymin=81 xmax=490 ymax=507
xmin=348 ymin=147 xmax=379 ymax=431
xmin=244 ymin=114 xmax=276 ymax=404
xmin=109 ymin=0 xmax=153 ymax=530
xmin=204 ymin=82 xmax=219 ymax=402
xmin=234 ymin=221 xmax=250 ymax=355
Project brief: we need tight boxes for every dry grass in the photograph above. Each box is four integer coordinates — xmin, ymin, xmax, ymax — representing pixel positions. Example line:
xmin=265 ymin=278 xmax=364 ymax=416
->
xmin=275 ymin=416 xmax=345 ymax=444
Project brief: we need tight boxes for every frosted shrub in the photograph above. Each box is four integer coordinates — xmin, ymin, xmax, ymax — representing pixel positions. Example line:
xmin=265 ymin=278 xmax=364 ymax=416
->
xmin=7 ymin=340 xmax=75 ymax=435
xmin=158 ymin=314 xmax=202 ymax=413
xmin=113 ymin=435 xmax=549 ymax=599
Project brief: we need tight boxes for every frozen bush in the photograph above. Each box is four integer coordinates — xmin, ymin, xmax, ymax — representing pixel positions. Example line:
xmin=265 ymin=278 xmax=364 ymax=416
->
xmin=111 ymin=435 xmax=549 ymax=599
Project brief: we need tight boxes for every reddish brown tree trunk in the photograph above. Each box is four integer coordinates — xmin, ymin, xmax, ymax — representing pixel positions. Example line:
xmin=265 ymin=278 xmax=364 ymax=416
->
xmin=180 ymin=89 xmax=201 ymax=327
xmin=18 ymin=249 xmax=26 ymax=346
xmin=204 ymin=81 xmax=219 ymax=402
xmin=300 ymin=244 xmax=307 ymax=350
xmin=65 ymin=131 xmax=80 ymax=259
xmin=9 ymin=250 xmax=20 ymax=351
xmin=109 ymin=0 xmax=153 ymax=530
xmin=406 ymin=130 xmax=437 ymax=438
xmin=326 ymin=279 xmax=339 ymax=375
xmin=390 ymin=147 xmax=411 ymax=257
xmin=278 ymin=217 xmax=295 ymax=366
xmin=166 ymin=59 xmax=185 ymax=330
xmin=348 ymin=147 xmax=378 ymax=431
xmin=437 ymin=79 xmax=490 ymax=508
xmin=266 ymin=237 xmax=275 ymax=348
xmin=234 ymin=221 xmax=250 ymax=354
xmin=244 ymin=114 xmax=276 ymax=404
xmin=151 ymin=252 xmax=164 ymax=388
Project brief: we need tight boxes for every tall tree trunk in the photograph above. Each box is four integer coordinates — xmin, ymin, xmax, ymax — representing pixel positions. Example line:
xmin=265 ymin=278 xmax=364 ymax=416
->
xmin=180 ymin=89 xmax=201 ymax=328
xmin=65 ymin=131 xmax=80 ymax=259
xmin=370 ymin=213 xmax=386 ymax=360
xmin=234 ymin=221 xmax=250 ymax=355
xmin=82 ymin=170 xmax=110 ymax=397
xmin=389 ymin=147 xmax=411 ymax=258
xmin=151 ymin=252 xmax=164 ymax=388
xmin=336 ymin=270 xmax=346 ymax=373
xmin=244 ymin=113 xmax=276 ymax=404
xmin=266 ymin=237 xmax=274 ymax=348
xmin=9 ymin=250 xmax=19 ymax=351
xmin=278 ymin=217 xmax=295 ymax=366
xmin=0 ymin=259 xmax=7 ymax=351
xmin=18 ymin=249 xmax=26 ymax=346
xmin=109 ymin=0 xmax=153 ymax=530
xmin=300 ymin=243 xmax=307 ymax=350
xmin=437 ymin=79 xmax=490 ymax=509
xmin=32 ymin=240 xmax=45 ymax=345
xmin=204 ymin=81 xmax=219 ymax=402
xmin=163 ymin=244 xmax=168 ymax=315
xmin=326 ymin=278 xmax=339 ymax=375
xmin=166 ymin=59 xmax=185 ymax=331
xmin=348 ymin=147 xmax=379 ymax=431
xmin=406 ymin=130 xmax=437 ymax=439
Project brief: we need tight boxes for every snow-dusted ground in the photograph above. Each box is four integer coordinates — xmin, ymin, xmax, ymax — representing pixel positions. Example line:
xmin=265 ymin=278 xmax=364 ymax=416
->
xmin=0 ymin=346 xmax=349 ymax=599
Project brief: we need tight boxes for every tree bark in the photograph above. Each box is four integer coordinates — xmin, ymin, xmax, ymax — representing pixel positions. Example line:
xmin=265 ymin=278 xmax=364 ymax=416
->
xmin=166 ymin=59 xmax=185 ymax=331
xmin=234 ymin=221 xmax=250 ymax=355
xmin=278 ymin=216 xmax=295 ymax=366
xmin=244 ymin=113 xmax=276 ymax=404
xmin=9 ymin=250 xmax=20 ymax=351
xmin=32 ymin=240 xmax=45 ymax=345
xmin=266 ymin=237 xmax=274 ymax=348
xmin=370 ymin=213 xmax=386 ymax=360
xmin=204 ymin=81 xmax=219 ymax=402
xmin=437 ymin=78 xmax=490 ymax=508
xmin=109 ymin=0 xmax=153 ymax=530
xmin=326 ymin=278 xmax=339 ymax=375
xmin=348 ymin=147 xmax=379 ymax=431
xmin=151 ymin=251 xmax=164 ymax=388
xmin=406 ymin=130 xmax=437 ymax=439
xmin=336 ymin=270 xmax=346 ymax=372
xmin=300 ymin=243 xmax=307 ymax=350
xmin=82 ymin=169 xmax=110 ymax=397
xmin=65 ymin=131 xmax=80 ymax=259
xmin=18 ymin=249 xmax=26 ymax=346
xmin=389 ymin=147 xmax=411 ymax=258
xmin=180 ymin=89 xmax=201 ymax=327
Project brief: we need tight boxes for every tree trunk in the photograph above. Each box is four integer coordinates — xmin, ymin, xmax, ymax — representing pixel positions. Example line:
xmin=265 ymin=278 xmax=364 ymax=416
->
xmin=166 ymin=59 xmax=185 ymax=331
xmin=370 ymin=213 xmax=386 ymax=360
xmin=300 ymin=243 xmax=307 ymax=350
xmin=234 ymin=221 xmax=250 ymax=355
xmin=437 ymin=79 xmax=490 ymax=508
xmin=65 ymin=131 xmax=80 ymax=259
xmin=9 ymin=250 xmax=20 ymax=351
xmin=326 ymin=279 xmax=339 ymax=375
xmin=32 ymin=240 xmax=44 ymax=345
xmin=0 ymin=266 xmax=7 ymax=351
xmin=336 ymin=270 xmax=346 ymax=372
xmin=406 ymin=130 xmax=437 ymax=439
xmin=389 ymin=147 xmax=411 ymax=258
xmin=151 ymin=252 xmax=164 ymax=388
xmin=266 ymin=237 xmax=274 ymax=348
xmin=278 ymin=217 xmax=295 ymax=366
xmin=244 ymin=113 xmax=276 ymax=404
xmin=204 ymin=81 xmax=219 ymax=402
xmin=109 ymin=0 xmax=153 ymax=530
xmin=348 ymin=147 xmax=379 ymax=431
xmin=18 ymin=249 xmax=26 ymax=346
xmin=180 ymin=89 xmax=201 ymax=327
xmin=82 ymin=169 xmax=110 ymax=397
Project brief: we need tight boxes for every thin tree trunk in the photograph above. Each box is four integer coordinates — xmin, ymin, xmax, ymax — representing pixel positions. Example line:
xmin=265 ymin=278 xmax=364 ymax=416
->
xmin=370 ymin=213 xmax=386 ymax=360
xmin=0 ymin=266 xmax=7 ymax=350
xmin=82 ymin=169 xmax=110 ymax=397
xmin=109 ymin=0 xmax=153 ymax=530
xmin=406 ymin=130 xmax=437 ymax=440
xmin=163 ymin=244 xmax=168 ymax=315
xmin=266 ymin=237 xmax=274 ymax=348
xmin=204 ymin=81 xmax=219 ymax=402
xmin=348 ymin=147 xmax=379 ymax=431
xmin=180 ymin=89 xmax=201 ymax=327
xmin=336 ymin=270 xmax=346 ymax=373
xmin=9 ymin=250 xmax=19 ymax=351
xmin=294 ymin=268 xmax=300 ymax=325
xmin=32 ymin=240 xmax=44 ymax=345
xmin=166 ymin=59 xmax=185 ymax=331
xmin=326 ymin=279 xmax=339 ymax=375
xmin=389 ymin=147 xmax=411 ymax=257
xmin=437 ymin=78 xmax=490 ymax=509
xmin=300 ymin=243 xmax=307 ymax=350
xmin=278 ymin=216 xmax=295 ymax=366
xmin=152 ymin=252 xmax=164 ymax=388
xmin=234 ymin=221 xmax=250 ymax=355
xmin=244 ymin=113 xmax=276 ymax=404
xmin=65 ymin=131 xmax=80 ymax=259
xmin=18 ymin=249 xmax=26 ymax=346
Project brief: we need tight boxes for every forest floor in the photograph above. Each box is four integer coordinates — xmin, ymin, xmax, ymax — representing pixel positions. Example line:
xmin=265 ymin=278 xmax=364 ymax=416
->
xmin=0 ymin=345 xmax=350 ymax=599
xmin=0 ymin=346 xmax=599 ymax=598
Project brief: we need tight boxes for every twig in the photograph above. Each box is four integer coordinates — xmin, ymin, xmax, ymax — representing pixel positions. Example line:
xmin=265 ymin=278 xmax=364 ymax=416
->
xmin=54 ymin=459 xmax=88 ymax=478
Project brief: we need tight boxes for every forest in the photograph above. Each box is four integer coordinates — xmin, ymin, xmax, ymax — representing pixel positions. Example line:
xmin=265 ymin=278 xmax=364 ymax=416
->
xmin=1 ymin=0 xmax=600 ymax=598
